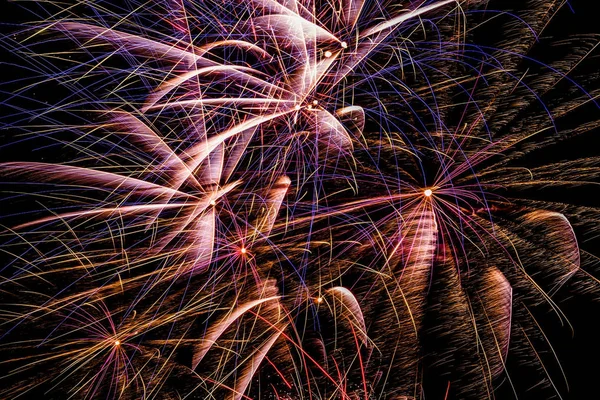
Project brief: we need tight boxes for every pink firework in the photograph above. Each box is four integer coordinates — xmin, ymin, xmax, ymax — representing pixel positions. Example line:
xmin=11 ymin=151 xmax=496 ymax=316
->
xmin=0 ymin=0 xmax=599 ymax=399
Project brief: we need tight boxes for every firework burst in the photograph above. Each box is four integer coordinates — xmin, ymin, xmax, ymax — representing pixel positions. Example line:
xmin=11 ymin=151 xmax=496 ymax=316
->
xmin=1 ymin=0 xmax=600 ymax=399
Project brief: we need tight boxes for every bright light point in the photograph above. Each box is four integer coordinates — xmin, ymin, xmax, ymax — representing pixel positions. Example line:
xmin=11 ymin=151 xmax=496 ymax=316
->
xmin=424 ymin=189 xmax=433 ymax=197
xmin=240 ymin=247 xmax=247 ymax=254
xmin=341 ymin=41 xmax=348 ymax=49
xmin=114 ymin=340 xmax=121 ymax=346
xmin=312 ymin=100 xmax=318 ymax=106
xmin=324 ymin=50 xmax=332 ymax=58
xmin=307 ymin=105 xmax=313 ymax=110
xmin=316 ymin=297 xmax=323 ymax=304
xmin=294 ymin=104 xmax=301 ymax=110
xmin=209 ymin=199 xmax=216 ymax=206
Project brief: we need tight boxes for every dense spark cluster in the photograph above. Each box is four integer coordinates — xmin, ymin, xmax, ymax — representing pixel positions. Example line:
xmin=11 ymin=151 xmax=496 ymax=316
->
xmin=1 ymin=0 xmax=599 ymax=399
